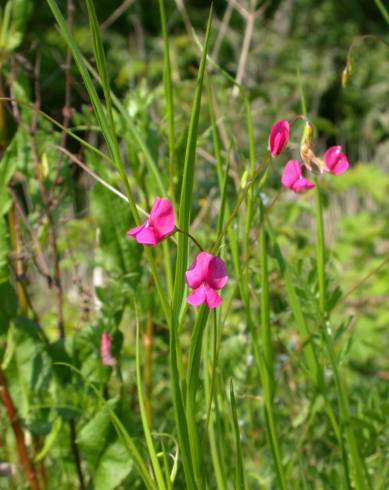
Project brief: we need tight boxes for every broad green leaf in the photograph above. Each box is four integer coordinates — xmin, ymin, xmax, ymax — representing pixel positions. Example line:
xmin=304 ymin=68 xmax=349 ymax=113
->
xmin=77 ymin=399 xmax=118 ymax=469
xmin=94 ymin=440 xmax=133 ymax=490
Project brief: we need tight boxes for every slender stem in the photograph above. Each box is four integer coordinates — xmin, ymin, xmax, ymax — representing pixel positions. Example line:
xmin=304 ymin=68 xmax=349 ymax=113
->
xmin=144 ymin=309 xmax=154 ymax=427
xmin=259 ymin=203 xmax=287 ymax=490
xmin=212 ymin=153 xmax=271 ymax=254
xmin=175 ymin=227 xmax=204 ymax=252
xmin=314 ymin=179 xmax=367 ymax=490
xmin=8 ymin=204 xmax=29 ymax=315
xmin=203 ymin=319 xmax=226 ymax=490
xmin=374 ymin=0 xmax=389 ymax=24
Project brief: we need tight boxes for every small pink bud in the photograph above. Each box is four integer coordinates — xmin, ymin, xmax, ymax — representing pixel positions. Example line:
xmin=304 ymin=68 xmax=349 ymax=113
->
xmin=268 ymin=119 xmax=290 ymax=157
xmin=281 ymin=160 xmax=315 ymax=193
xmin=185 ymin=252 xmax=228 ymax=309
xmin=101 ymin=332 xmax=116 ymax=366
xmin=323 ymin=146 xmax=349 ymax=175
xmin=127 ymin=197 xmax=175 ymax=246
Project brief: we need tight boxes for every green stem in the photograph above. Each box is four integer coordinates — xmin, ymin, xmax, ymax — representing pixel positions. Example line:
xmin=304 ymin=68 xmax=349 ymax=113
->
xmin=374 ymin=0 xmax=389 ymax=24
xmin=314 ymin=179 xmax=367 ymax=490
xmin=259 ymin=204 xmax=287 ymax=490
xmin=175 ymin=227 xmax=204 ymax=252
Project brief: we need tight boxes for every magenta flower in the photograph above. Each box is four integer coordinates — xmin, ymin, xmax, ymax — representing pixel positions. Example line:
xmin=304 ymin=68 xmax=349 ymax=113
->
xmin=281 ymin=160 xmax=315 ymax=193
xmin=268 ymin=119 xmax=290 ymax=157
xmin=101 ymin=332 xmax=116 ymax=366
xmin=185 ymin=252 xmax=228 ymax=309
xmin=323 ymin=146 xmax=349 ymax=175
xmin=127 ymin=197 xmax=175 ymax=246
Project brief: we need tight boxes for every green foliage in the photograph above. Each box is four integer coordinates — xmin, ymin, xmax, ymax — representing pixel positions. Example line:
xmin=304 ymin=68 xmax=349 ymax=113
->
xmin=0 ymin=1 xmax=387 ymax=489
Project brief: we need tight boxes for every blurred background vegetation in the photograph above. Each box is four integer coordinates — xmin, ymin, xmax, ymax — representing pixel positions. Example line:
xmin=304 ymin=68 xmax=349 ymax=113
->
xmin=0 ymin=0 xmax=388 ymax=488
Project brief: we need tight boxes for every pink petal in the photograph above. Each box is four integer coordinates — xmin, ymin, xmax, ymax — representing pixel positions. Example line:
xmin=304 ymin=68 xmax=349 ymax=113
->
xmin=134 ymin=226 xmax=158 ymax=245
xmin=127 ymin=223 xmax=146 ymax=237
xmin=204 ymin=286 xmax=222 ymax=309
xmin=187 ymin=286 xmax=206 ymax=306
xmin=323 ymin=146 xmax=342 ymax=171
xmin=281 ymin=160 xmax=302 ymax=189
xmin=207 ymin=256 xmax=228 ymax=290
xmin=268 ymin=120 xmax=290 ymax=157
xmin=323 ymin=146 xmax=349 ymax=175
xmin=185 ymin=252 xmax=213 ymax=289
xmin=332 ymin=155 xmax=349 ymax=175
xmin=101 ymin=332 xmax=116 ymax=366
xmin=149 ymin=197 xmax=175 ymax=238
xmin=291 ymin=177 xmax=315 ymax=193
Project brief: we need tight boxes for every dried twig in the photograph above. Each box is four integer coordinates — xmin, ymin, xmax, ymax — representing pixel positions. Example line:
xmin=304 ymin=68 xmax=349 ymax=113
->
xmin=101 ymin=0 xmax=135 ymax=31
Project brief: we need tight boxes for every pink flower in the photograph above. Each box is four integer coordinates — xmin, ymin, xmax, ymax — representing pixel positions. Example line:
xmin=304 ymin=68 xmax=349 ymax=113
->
xmin=127 ymin=197 xmax=175 ymax=246
xmin=268 ymin=119 xmax=290 ymax=157
xmin=185 ymin=252 xmax=228 ymax=309
xmin=101 ymin=332 xmax=116 ymax=366
xmin=281 ymin=160 xmax=315 ymax=193
xmin=323 ymin=146 xmax=349 ymax=175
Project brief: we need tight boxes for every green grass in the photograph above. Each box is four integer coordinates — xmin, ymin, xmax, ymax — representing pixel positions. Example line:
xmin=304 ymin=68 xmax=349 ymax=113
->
xmin=0 ymin=1 xmax=388 ymax=489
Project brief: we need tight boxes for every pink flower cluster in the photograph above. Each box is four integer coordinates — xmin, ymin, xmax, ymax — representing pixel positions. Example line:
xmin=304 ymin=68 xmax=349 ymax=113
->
xmin=124 ymin=118 xmax=350 ymax=313
xmin=268 ymin=119 xmax=350 ymax=193
xmin=127 ymin=198 xmax=228 ymax=309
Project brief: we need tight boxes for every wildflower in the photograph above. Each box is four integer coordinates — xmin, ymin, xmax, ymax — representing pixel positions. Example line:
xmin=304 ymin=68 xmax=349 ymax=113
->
xmin=185 ymin=252 xmax=228 ymax=309
xmin=101 ymin=332 xmax=116 ymax=366
xmin=281 ymin=160 xmax=315 ymax=193
xmin=127 ymin=197 xmax=175 ymax=246
xmin=323 ymin=146 xmax=349 ymax=175
xmin=268 ymin=119 xmax=290 ymax=157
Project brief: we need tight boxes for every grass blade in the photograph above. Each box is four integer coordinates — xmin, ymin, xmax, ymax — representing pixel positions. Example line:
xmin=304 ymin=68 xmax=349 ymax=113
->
xmin=135 ymin=312 xmax=167 ymax=490
xmin=168 ymin=7 xmax=213 ymax=488
xmin=229 ymin=380 xmax=246 ymax=490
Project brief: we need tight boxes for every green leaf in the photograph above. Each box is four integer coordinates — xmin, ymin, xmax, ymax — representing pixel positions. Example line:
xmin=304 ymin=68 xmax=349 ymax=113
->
xmin=94 ymin=440 xmax=133 ymax=490
xmin=78 ymin=400 xmax=133 ymax=490
xmin=35 ymin=417 xmax=63 ymax=462
xmin=77 ymin=399 xmax=117 ymax=469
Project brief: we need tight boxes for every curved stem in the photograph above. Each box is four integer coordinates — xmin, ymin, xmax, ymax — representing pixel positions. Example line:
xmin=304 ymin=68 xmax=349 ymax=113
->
xmin=175 ymin=227 xmax=204 ymax=252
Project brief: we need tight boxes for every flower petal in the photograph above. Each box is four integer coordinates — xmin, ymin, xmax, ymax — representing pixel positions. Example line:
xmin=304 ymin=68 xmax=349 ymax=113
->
xmin=127 ymin=223 xmax=146 ymax=237
xmin=134 ymin=226 xmax=158 ymax=245
xmin=323 ymin=146 xmax=342 ymax=171
xmin=187 ymin=286 xmax=206 ymax=306
xmin=268 ymin=119 xmax=290 ymax=157
xmin=207 ymin=256 xmax=228 ymax=290
xmin=291 ymin=177 xmax=315 ymax=193
xmin=332 ymin=154 xmax=349 ymax=175
xmin=149 ymin=197 xmax=176 ymax=238
xmin=185 ymin=252 xmax=213 ymax=289
xmin=204 ymin=286 xmax=222 ymax=309
xmin=281 ymin=160 xmax=301 ymax=189
xmin=101 ymin=332 xmax=116 ymax=366
xmin=323 ymin=146 xmax=349 ymax=175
